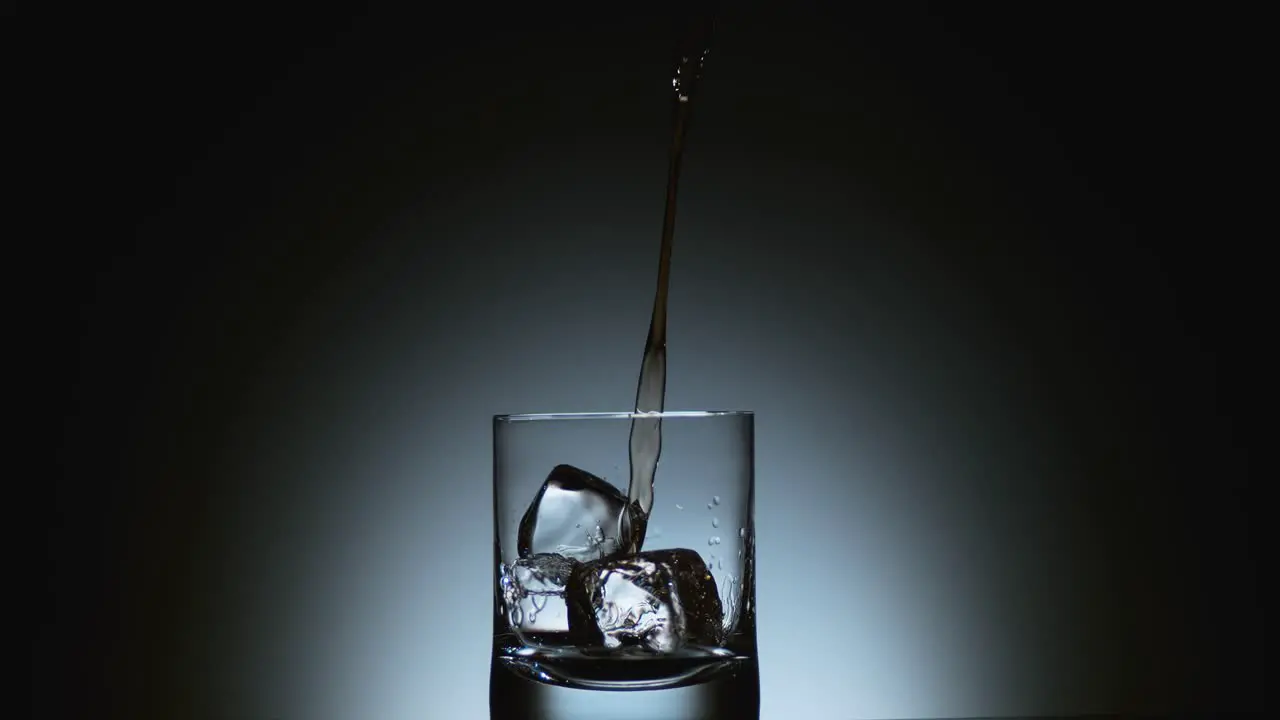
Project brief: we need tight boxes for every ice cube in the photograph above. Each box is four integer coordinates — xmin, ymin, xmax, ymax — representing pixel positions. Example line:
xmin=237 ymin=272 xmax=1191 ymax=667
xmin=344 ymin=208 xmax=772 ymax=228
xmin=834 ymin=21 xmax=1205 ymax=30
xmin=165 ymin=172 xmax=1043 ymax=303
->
xmin=518 ymin=464 xmax=636 ymax=562
xmin=565 ymin=548 xmax=725 ymax=653
xmin=502 ymin=553 xmax=580 ymax=633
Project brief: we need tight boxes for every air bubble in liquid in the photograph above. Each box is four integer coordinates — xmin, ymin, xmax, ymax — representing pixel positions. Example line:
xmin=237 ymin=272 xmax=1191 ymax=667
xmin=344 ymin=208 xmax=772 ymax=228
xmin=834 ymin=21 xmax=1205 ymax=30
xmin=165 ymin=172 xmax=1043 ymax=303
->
xmin=712 ymin=517 xmax=719 ymax=528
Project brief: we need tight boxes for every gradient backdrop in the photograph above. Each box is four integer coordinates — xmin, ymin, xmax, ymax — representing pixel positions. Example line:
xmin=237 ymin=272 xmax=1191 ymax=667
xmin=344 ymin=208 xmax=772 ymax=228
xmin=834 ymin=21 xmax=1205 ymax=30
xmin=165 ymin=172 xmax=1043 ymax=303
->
xmin=44 ymin=4 xmax=1264 ymax=719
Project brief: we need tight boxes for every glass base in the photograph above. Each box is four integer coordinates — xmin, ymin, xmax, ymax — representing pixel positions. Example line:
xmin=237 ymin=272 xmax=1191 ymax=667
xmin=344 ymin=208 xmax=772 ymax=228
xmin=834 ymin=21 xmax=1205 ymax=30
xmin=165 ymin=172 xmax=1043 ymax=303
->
xmin=490 ymin=653 xmax=759 ymax=720
xmin=497 ymin=630 xmax=748 ymax=690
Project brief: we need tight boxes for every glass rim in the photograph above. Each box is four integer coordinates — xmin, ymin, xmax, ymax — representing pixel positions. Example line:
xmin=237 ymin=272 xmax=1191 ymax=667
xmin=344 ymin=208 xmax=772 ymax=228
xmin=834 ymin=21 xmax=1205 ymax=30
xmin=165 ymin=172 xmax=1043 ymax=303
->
xmin=494 ymin=410 xmax=753 ymax=423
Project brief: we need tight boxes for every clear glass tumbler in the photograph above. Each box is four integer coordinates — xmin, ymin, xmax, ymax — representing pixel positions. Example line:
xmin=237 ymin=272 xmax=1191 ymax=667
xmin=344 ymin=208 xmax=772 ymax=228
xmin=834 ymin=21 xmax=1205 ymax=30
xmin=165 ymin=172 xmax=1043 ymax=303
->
xmin=490 ymin=411 xmax=758 ymax=720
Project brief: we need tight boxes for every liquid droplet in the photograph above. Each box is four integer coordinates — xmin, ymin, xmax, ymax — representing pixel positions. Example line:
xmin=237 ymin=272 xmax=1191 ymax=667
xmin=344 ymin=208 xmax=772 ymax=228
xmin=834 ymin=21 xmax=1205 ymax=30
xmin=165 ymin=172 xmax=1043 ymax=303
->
xmin=739 ymin=527 xmax=746 ymax=538
xmin=711 ymin=517 xmax=720 ymax=528
xmin=706 ymin=502 xmax=713 ymax=510
xmin=708 ymin=537 xmax=716 ymax=546
xmin=528 ymin=610 xmax=538 ymax=623
xmin=509 ymin=605 xmax=524 ymax=627
xmin=712 ymin=536 xmax=721 ymax=545
xmin=675 ymin=504 xmax=684 ymax=511
xmin=712 ymin=495 xmax=720 ymax=505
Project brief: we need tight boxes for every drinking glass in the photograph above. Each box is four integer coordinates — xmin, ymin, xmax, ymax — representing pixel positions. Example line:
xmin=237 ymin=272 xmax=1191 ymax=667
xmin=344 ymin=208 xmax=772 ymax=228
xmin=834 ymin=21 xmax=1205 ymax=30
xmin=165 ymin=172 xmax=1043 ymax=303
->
xmin=490 ymin=411 xmax=758 ymax=720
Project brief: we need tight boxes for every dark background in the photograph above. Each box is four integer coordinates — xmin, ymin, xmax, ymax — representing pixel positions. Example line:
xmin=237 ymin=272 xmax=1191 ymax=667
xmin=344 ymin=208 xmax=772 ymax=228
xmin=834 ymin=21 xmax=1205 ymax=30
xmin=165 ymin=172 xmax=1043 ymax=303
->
xmin=41 ymin=4 xmax=1264 ymax=719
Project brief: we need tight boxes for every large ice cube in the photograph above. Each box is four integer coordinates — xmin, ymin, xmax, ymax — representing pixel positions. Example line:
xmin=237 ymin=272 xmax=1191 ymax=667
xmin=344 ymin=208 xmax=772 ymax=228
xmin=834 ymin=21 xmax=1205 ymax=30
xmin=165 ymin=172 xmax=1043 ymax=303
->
xmin=518 ymin=464 xmax=635 ymax=562
xmin=501 ymin=552 xmax=580 ymax=633
xmin=565 ymin=548 xmax=725 ymax=653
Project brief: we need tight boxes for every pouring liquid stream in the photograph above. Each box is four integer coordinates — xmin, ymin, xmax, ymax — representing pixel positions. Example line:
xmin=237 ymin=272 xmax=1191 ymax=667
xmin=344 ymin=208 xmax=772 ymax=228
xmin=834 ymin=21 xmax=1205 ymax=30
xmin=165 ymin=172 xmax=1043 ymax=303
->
xmin=624 ymin=15 xmax=715 ymax=552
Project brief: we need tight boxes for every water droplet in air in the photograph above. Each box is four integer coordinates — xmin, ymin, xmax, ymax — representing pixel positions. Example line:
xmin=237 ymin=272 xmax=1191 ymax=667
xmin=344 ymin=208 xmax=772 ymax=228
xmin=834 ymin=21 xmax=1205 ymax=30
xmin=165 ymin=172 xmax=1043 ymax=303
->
xmin=675 ymin=504 xmax=684 ymax=511
xmin=528 ymin=610 xmax=538 ymax=623
xmin=509 ymin=605 xmax=524 ymax=627
xmin=739 ymin=527 xmax=746 ymax=538
xmin=712 ymin=495 xmax=721 ymax=505
xmin=711 ymin=536 xmax=721 ymax=545
xmin=706 ymin=503 xmax=713 ymax=510
xmin=711 ymin=517 xmax=720 ymax=528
